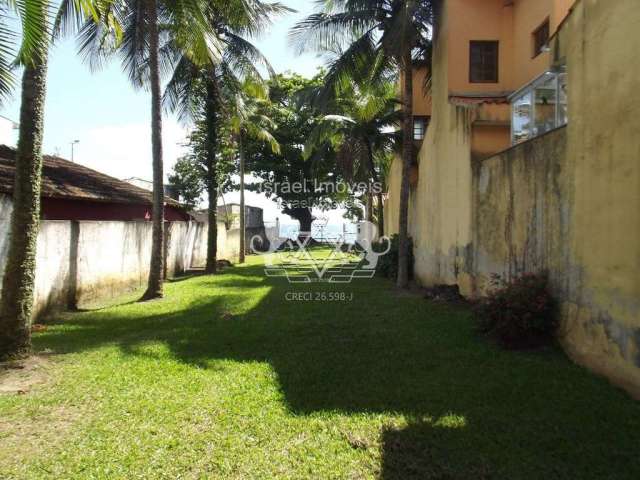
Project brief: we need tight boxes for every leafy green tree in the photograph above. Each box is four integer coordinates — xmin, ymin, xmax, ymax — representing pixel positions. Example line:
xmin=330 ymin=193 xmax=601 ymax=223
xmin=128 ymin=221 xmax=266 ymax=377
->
xmin=79 ymin=0 xmax=218 ymax=296
xmin=228 ymin=80 xmax=280 ymax=263
xmin=291 ymin=0 xmax=436 ymax=286
xmin=243 ymin=73 xmax=340 ymax=235
xmin=305 ymin=81 xmax=400 ymax=236
xmin=163 ymin=0 xmax=288 ymax=272
xmin=0 ymin=0 xmax=106 ymax=357
xmin=168 ymin=155 xmax=205 ymax=210
xmin=169 ymin=115 xmax=236 ymax=210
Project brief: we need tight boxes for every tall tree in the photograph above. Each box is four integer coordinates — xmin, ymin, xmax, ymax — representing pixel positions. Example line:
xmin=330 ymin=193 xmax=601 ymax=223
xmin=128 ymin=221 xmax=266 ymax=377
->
xmin=168 ymin=111 xmax=236 ymax=252
xmin=163 ymin=0 xmax=289 ymax=272
xmin=79 ymin=0 xmax=218 ymax=297
xmin=0 ymin=3 xmax=49 ymax=357
xmin=243 ymin=73 xmax=340 ymax=235
xmin=291 ymin=0 xmax=436 ymax=287
xmin=0 ymin=0 xmax=104 ymax=357
xmin=228 ymin=81 xmax=280 ymax=262
xmin=305 ymin=81 xmax=400 ymax=236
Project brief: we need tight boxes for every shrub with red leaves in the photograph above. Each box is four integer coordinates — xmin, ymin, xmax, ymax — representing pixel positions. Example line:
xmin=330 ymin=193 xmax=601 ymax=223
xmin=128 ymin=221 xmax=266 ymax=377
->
xmin=473 ymin=273 xmax=558 ymax=349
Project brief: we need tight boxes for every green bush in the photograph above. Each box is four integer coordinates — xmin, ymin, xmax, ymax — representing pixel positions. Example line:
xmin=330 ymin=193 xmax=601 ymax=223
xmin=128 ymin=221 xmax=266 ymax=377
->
xmin=372 ymin=234 xmax=413 ymax=281
xmin=473 ymin=273 xmax=558 ymax=349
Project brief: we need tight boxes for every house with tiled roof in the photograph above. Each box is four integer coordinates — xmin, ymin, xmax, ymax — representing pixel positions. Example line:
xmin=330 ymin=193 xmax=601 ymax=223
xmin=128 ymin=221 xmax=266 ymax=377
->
xmin=0 ymin=145 xmax=190 ymax=222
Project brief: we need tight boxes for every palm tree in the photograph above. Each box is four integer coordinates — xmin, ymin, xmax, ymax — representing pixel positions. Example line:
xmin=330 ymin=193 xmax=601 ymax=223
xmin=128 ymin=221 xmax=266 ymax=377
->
xmin=305 ymin=82 xmax=400 ymax=236
xmin=291 ymin=0 xmax=437 ymax=288
xmin=228 ymin=81 xmax=279 ymax=263
xmin=78 ymin=0 xmax=219 ymax=298
xmin=0 ymin=0 xmax=106 ymax=358
xmin=163 ymin=0 xmax=289 ymax=273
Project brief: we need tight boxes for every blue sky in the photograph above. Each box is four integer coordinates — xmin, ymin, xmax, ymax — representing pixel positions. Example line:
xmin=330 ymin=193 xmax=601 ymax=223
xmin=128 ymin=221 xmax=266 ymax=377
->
xmin=0 ymin=0 xmax=333 ymax=222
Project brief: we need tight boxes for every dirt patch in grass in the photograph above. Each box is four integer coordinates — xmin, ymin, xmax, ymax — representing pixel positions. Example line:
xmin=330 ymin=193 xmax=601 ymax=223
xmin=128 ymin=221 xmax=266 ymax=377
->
xmin=0 ymin=354 xmax=54 ymax=395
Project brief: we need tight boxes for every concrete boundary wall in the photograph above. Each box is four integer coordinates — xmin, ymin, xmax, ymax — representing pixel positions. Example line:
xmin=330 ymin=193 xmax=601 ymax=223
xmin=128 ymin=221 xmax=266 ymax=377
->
xmin=471 ymin=0 xmax=640 ymax=398
xmin=0 ymin=197 xmax=242 ymax=319
xmin=383 ymin=0 xmax=640 ymax=396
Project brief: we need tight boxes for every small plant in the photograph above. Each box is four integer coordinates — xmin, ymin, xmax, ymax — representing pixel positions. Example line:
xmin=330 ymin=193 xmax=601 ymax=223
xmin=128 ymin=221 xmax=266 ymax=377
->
xmin=473 ymin=273 xmax=558 ymax=349
xmin=372 ymin=234 xmax=413 ymax=281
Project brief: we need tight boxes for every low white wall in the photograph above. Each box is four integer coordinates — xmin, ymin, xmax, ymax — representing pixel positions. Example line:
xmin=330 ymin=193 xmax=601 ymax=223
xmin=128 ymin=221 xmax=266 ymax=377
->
xmin=0 ymin=194 xmax=242 ymax=319
xmin=34 ymin=221 xmax=74 ymax=317
xmin=75 ymin=221 xmax=153 ymax=306
xmin=190 ymin=221 xmax=239 ymax=268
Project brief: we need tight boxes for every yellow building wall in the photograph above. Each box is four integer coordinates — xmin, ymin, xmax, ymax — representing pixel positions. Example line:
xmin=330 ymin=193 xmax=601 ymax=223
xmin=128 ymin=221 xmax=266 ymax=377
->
xmin=473 ymin=0 xmax=640 ymax=397
xmin=447 ymin=0 xmax=514 ymax=94
xmin=412 ymin=67 xmax=432 ymax=117
xmin=555 ymin=0 xmax=640 ymax=397
xmin=383 ymin=155 xmax=402 ymax=236
xmin=471 ymin=124 xmax=510 ymax=159
xmin=383 ymin=0 xmax=640 ymax=397
xmin=409 ymin=0 xmax=475 ymax=291
xmin=510 ymin=0 xmax=574 ymax=88
xmin=447 ymin=0 xmax=576 ymax=94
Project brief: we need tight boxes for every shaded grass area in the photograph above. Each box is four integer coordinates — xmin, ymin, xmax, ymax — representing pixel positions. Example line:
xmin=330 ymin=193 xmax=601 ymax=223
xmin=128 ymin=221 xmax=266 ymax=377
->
xmin=1 ymin=255 xmax=639 ymax=479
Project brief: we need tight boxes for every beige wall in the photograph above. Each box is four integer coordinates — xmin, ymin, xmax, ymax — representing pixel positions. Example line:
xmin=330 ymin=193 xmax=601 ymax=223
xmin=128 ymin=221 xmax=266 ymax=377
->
xmin=473 ymin=128 xmax=568 ymax=297
xmin=383 ymin=154 xmax=403 ymax=237
xmin=553 ymin=0 xmax=640 ymax=397
xmin=411 ymin=67 xmax=433 ymax=116
xmin=384 ymin=0 xmax=640 ymax=396
xmin=447 ymin=0 xmax=575 ymax=94
xmin=407 ymin=0 xmax=475 ymax=290
xmin=189 ymin=221 xmax=237 ymax=268
xmin=447 ymin=0 xmax=512 ymax=94
xmin=474 ymin=0 xmax=640 ymax=397
xmin=511 ymin=0 xmax=574 ymax=88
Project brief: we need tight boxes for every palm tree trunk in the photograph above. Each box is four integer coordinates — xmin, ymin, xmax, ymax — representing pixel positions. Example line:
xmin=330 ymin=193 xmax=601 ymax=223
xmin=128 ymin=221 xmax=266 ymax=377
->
xmin=238 ymin=137 xmax=246 ymax=264
xmin=365 ymin=191 xmax=374 ymax=223
xmin=397 ymin=50 xmax=413 ymax=288
xmin=204 ymin=69 xmax=219 ymax=274
xmin=365 ymin=139 xmax=384 ymax=237
xmin=142 ymin=0 xmax=164 ymax=300
xmin=0 ymin=49 xmax=49 ymax=359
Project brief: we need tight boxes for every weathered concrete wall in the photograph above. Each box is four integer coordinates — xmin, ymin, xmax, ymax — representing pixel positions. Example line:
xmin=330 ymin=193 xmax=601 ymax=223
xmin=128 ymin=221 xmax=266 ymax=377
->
xmin=75 ymin=221 xmax=153 ymax=306
xmin=166 ymin=221 xmax=191 ymax=278
xmin=0 ymin=193 xmax=244 ymax=319
xmin=384 ymin=0 xmax=640 ymax=396
xmin=383 ymin=155 xmax=402 ymax=237
xmin=550 ymin=0 xmax=640 ymax=397
xmin=472 ymin=127 xmax=568 ymax=296
xmin=0 ymin=196 xmax=75 ymax=318
xmin=34 ymin=221 xmax=75 ymax=318
xmin=190 ymin=221 xmax=239 ymax=268
xmin=407 ymin=0 xmax=475 ymax=291
xmin=472 ymin=0 xmax=640 ymax=397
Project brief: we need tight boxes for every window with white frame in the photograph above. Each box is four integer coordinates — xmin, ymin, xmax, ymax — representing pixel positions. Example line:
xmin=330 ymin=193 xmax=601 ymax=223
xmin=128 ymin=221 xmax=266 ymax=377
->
xmin=510 ymin=69 xmax=567 ymax=145
xmin=413 ymin=116 xmax=429 ymax=140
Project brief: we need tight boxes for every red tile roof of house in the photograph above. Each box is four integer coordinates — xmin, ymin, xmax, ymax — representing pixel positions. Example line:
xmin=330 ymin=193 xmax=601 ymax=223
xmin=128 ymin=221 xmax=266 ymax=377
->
xmin=0 ymin=145 xmax=182 ymax=208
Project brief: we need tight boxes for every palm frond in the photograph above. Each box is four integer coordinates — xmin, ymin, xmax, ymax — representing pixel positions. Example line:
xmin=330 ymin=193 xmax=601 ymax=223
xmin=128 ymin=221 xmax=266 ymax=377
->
xmin=0 ymin=6 xmax=17 ymax=102
xmin=289 ymin=10 xmax=377 ymax=54
xmin=11 ymin=0 xmax=53 ymax=67
xmin=223 ymin=31 xmax=273 ymax=79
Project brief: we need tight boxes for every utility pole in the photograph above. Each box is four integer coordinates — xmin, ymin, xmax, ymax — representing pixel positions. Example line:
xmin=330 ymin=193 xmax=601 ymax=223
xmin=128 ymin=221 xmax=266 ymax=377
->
xmin=70 ymin=139 xmax=80 ymax=162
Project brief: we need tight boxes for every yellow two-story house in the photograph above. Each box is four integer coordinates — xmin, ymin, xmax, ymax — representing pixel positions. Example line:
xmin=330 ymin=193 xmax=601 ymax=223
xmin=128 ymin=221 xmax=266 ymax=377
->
xmin=384 ymin=0 xmax=640 ymax=398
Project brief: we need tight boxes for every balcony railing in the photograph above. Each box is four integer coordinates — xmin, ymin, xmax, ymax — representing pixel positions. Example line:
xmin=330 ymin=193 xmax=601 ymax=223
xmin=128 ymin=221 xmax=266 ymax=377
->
xmin=509 ymin=68 xmax=568 ymax=145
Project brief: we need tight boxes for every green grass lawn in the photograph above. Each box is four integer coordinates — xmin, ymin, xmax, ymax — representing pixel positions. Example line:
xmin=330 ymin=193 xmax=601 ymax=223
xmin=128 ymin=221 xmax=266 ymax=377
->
xmin=1 ymin=254 xmax=639 ymax=479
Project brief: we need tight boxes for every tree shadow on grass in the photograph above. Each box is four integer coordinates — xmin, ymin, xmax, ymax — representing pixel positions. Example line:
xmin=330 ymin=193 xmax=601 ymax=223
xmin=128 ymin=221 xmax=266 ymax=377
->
xmin=34 ymin=261 xmax=640 ymax=479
